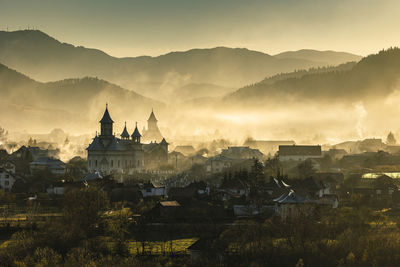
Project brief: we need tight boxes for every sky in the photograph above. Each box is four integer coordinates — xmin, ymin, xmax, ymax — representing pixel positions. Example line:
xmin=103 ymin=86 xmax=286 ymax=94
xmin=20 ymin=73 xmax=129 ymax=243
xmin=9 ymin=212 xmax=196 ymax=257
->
xmin=1 ymin=0 xmax=400 ymax=57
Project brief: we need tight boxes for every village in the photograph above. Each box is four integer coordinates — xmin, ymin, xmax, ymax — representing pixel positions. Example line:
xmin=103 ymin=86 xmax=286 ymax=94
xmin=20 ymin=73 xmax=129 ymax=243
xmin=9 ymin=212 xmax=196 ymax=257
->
xmin=1 ymin=105 xmax=400 ymax=264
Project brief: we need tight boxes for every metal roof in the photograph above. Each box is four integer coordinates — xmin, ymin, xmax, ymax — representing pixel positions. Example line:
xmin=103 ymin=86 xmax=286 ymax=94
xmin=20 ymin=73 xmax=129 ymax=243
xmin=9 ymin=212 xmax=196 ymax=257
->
xmin=120 ymin=122 xmax=130 ymax=138
xmin=99 ymin=105 xmax=114 ymax=124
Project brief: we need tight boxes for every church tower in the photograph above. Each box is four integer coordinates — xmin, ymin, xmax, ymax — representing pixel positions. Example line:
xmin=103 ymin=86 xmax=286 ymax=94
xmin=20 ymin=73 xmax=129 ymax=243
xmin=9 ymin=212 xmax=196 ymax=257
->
xmin=100 ymin=104 xmax=114 ymax=137
xmin=131 ymin=122 xmax=141 ymax=143
xmin=143 ymin=109 xmax=163 ymax=142
xmin=120 ymin=122 xmax=130 ymax=140
xmin=148 ymin=109 xmax=158 ymax=132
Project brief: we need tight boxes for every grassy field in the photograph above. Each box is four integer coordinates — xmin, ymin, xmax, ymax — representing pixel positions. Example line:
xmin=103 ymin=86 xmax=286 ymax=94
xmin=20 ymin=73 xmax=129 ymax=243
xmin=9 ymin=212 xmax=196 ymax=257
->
xmin=128 ymin=238 xmax=198 ymax=255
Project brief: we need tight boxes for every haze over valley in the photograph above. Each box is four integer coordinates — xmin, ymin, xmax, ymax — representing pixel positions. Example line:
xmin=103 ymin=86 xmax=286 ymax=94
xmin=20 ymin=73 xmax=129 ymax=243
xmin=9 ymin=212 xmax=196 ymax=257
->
xmin=1 ymin=30 xmax=399 ymax=147
xmin=0 ymin=30 xmax=378 ymax=142
xmin=5 ymin=2 xmax=400 ymax=266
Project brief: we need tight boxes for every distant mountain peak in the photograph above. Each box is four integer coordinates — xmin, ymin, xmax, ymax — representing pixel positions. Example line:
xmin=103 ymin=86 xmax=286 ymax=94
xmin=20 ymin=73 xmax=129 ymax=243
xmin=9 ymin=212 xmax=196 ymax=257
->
xmin=0 ymin=30 xmax=363 ymax=101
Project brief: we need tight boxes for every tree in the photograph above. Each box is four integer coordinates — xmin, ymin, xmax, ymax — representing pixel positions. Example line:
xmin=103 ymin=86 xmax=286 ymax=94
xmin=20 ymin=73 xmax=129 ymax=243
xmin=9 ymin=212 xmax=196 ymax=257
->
xmin=320 ymin=154 xmax=333 ymax=171
xmin=264 ymin=156 xmax=281 ymax=178
xmin=66 ymin=156 xmax=87 ymax=180
xmin=386 ymin=131 xmax=397 ymax=145
xmin=297 ymin=159 xmax=315 ymax=179
xmin=62 ymin=187 xmax=109 ymax=237
xmin=250 ymin=159 xmax=265 ymax=185
xmin=107 ymin=203 xmax=132 ymax=256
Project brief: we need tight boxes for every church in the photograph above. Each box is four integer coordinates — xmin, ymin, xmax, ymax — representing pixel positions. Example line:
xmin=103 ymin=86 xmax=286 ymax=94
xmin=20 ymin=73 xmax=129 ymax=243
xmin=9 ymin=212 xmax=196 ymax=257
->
xmin=87 ymin=105 xmax=168 ymax=174
xmin=142 ymin=109 xmax=164 ymax=142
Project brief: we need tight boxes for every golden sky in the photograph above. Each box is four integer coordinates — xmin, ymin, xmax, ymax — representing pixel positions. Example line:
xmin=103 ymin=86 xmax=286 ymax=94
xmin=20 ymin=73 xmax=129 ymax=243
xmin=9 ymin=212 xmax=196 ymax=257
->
xmin=2 ymin=0 xmax=400 ymax=57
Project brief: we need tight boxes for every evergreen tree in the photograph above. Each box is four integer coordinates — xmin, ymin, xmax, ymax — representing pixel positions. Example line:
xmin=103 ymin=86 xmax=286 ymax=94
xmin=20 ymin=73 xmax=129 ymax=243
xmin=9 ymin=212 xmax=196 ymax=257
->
xmin=386 ymin=131 xmax=397 ymax=145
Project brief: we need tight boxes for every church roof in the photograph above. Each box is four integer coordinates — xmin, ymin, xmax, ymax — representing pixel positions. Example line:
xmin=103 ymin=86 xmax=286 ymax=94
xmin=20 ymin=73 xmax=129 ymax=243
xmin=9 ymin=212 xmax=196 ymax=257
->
xmin=100 ymin=105 xmax=114 ymax=124
xmin=147 ymin=109 xmax=158 ymax=122
xmin=82 ymin=171 xmax=103 ymax=181
xmin=120 ymin=122 xmax=130 ymax=138
xmin=131 ymin=123 xmax=142 ymax=138
xmin=160 ymin=138 xmax=168 ymax=145
xmin=143 ymin=143 xmax=167 ymax=153
xmin=87 ymin=136 xmax=131 ymax=151
xmin=279 ymin=145 xmax=321 ymax=156
xmin=273 ymin=190 xmax=308 ymax=204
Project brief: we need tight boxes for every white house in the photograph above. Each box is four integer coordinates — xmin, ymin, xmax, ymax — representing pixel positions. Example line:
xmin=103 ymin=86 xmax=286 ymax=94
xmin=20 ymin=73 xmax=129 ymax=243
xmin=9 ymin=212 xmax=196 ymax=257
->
xmin=139 ymin=182 xmax=166 ymax=198
xmin=0 ymin=168 xmax=15 ymax=192
xmin=46 ymin=184 xmax=67 ymax=195
xmin=278 ymin=145 xmax=322 ymax=162
xmin=0 ymin=161 xmax=16 ymax=174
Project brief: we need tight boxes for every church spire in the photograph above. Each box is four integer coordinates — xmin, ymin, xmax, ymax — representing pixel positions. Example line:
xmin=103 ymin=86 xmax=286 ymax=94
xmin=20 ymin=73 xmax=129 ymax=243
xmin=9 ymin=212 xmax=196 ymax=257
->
xmin=100 ymin=104 xmax=114 ymax=136
xmin=120 ymin=122 xmax=130 ymax=139
xmin=100 ymin=104 xmax=114 ymax=124
xmin=131 ymin=121 xmax=142 ymax=143
xmin=148 ymin=108 xmax=157 ymax=122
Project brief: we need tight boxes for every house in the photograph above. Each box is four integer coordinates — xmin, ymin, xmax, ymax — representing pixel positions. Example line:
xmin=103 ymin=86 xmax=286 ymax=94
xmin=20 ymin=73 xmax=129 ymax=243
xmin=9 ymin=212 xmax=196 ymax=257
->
xmin=359 ymin=138 xmax=385 ymax=152
xmin=324 ymin=148 xmax=348 ymax=160
xmin=0 ymin=168 xmax=15 ymax=192
xmin=168 ymin=151 xmax=188 ymax=169
xmin=243 ymin=139 xmax=295 ymax=156
xmin=147 ymin=200 xmax=182 ymax=221
xmin=205 ymin=155 xmax=238 ymax=174
xmin=12 ymin=146 xmax=33 ymax=160
xmin=296 ymin=177 xmax=331 ymax=198
xmin=372 ymin=175 xmax=398 ymax=196
xmin=27 ymin=146 xmax=59 ymax=160
xmin=29 ymin=157 xmax=66 ymax=175
xmin=274 ymin=190 xmax=314 ymax=219
xmin=82 ymin=171 xmax=103 ymax=181
xmin=218 ymin=178 xmax=249 ymax=200
xmin=278 ymin=145 xmax=322 ymax=162
xmin=220 ymin=146 xmax=264 ymax=160
xmin=0 ymin=160 xmax=16 ymax=174
xmin=310 ymin=172 xmax=344 ymax=193
xmin=187 ymin=237 xmax=225 ymax=263
xmin=263 ymin=177 xmax=291 ymax=198
xmin=333 ymin=141 xmax=359 ymax=154
xmin=386 ymin=145 xmax=400 ymax=155
xmin=168 ymin=181 xmax=210 ymax=200
xmin=47 ymin=182 xmax=68 ymax=195
xmin=189 ymin=154 xmax=208 ymax=165
xmin=142 ymin=139 xmax=169 ymax=170
xmin=174 ymin=145 xmax=196 ymax=156
xmin=191 ymin=181 xmax=210 ymax=195
xmin=46 ymin=180 xmax=84 ymax=195
xmin=139 ymin=181 xmax=166 ymax=198
xmin=350 ymin=175 xmax=398 ymax=199
xmin=187 ymin=238 xmax=208 ymax=262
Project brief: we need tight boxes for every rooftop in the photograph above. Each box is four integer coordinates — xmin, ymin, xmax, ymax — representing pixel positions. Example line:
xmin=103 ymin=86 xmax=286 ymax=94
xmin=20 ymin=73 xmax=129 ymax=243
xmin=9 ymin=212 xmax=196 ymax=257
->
xmin=99 ymin=105 xmax=114 ymax=124
xmin=279 ymin=145 xmax=322 ymax=156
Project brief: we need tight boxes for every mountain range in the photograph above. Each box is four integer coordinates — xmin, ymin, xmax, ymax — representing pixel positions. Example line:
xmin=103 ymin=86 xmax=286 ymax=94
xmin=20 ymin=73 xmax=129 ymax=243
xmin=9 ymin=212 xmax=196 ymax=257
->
xmin=225 ymin=48 xmax=400 ymax=106
xmin=0 ymin=30 xmax=362 ymax=101
xmin=0 ymin=62 xmax=162 ymax=132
